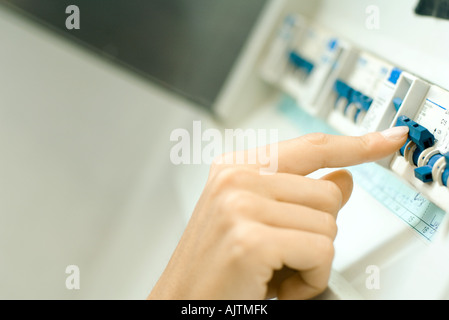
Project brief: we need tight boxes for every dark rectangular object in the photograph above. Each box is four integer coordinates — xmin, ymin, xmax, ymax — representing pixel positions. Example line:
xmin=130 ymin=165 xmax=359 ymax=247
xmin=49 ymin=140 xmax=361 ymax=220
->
xmin=415 ymin=0 xmax=449 ymax=20
xmin=2 ymin=0 xmax=267 ymax=110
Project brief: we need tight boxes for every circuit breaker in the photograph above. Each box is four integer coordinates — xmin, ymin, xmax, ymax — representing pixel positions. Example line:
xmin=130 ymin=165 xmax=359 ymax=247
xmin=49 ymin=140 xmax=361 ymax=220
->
xmin=324 ymin=52 xmax=397 ymax=135
xmin=280 ymin=25 xmax=350 ymax=117
xmin=260 ymin=14 xmax=307 ymax=86
xmin=261 ymin=14 xmax=356 ymax=118
xmin=390 ymin=84 xmax=449 ymax=213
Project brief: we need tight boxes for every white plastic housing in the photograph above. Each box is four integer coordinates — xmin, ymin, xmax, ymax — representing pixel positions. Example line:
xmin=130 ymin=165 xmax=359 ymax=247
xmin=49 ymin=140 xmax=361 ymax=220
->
xmin=326 ymin=52 xmax=395 ymax=135
xmin=389 ymin=84 xmax=449 ymax=213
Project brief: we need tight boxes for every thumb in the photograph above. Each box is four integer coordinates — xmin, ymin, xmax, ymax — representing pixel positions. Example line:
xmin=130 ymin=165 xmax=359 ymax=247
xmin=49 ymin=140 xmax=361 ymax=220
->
xmin=321 ymin=169 xmax=354 ymax=210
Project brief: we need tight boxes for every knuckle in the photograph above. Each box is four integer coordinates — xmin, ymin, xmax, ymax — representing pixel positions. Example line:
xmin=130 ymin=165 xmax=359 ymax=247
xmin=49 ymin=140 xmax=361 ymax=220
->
xmin=359 ymin=134 xmax=375 ymax=154
xmin=312 ymin=274 xmax=331 ymax=296
xmin=218 ymin=190 xmax=255 ymax=217
xmin=213 ymin=167 xmax=240 ymax=190
xmin=209 ymin=152 xmax=235 ymax=178
xmin=300 ymin=133 xmax=330 ymax=168
xmin=314 ymin=235 xmax=335 ymax=264
xmin=320 ymin=212 xmax=338 ymax=238
xmin=211 ymin=153 xmax=226 ymax=167
xmin=227 ymin=223 xmax=260 ymax=261
xmin=302 ymin=132 xmax=330 ymax=147
xmin=210 ymin=167 xmax=255 ymax=194
xmin=211 ymin=152 xmax=232 ymax=169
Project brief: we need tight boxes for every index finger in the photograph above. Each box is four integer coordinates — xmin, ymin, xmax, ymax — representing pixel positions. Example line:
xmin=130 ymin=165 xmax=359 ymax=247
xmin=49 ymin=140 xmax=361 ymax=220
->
xmin=273 ymin=126 xmax=409 ymax=176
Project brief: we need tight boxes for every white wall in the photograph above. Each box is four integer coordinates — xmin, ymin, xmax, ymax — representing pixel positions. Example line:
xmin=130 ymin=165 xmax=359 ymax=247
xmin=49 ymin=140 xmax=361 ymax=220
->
xmin=314 ymin=0 xmax=449 ymax=91
xmin=0 ymin=4 xmax=215 ymax=299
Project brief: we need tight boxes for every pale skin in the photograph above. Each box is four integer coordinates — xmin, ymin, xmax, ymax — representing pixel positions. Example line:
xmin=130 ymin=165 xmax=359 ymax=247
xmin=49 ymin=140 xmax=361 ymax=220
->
xmin=149 ymin=126 xmax=409 ymax=300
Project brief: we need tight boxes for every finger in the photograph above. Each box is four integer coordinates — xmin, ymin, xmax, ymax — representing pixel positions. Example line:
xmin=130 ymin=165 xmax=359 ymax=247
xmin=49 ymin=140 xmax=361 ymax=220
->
xmin=320 ymin=169 xmax=354 ymax=209
xmin=266 ymin=267 xmax=297 ymax=299
xmin=261 ymin=173 xmax=346 ymax=215
xmin=247 ymin=127 xmax=409 ymax=176
xmin=238 ymin=192 xmax=338 ymax=238
xmin=261 ymin=225 xmax=334 ymax=296
xmin=280 ymin=128 xmax=408 ymax=175
xmin=277 ymin=269 xmax=331 ymax=300
xmin=208 ymin=167 xmax=348 ymax=215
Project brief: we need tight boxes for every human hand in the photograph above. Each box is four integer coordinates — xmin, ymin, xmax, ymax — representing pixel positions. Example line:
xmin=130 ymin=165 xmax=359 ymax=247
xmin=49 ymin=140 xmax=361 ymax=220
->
xmin=148 ymin=127 xmax=409 ymax=300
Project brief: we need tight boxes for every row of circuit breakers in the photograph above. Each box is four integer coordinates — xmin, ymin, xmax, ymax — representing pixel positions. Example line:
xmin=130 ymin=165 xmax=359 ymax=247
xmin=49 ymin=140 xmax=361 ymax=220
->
xmin=260 ymin=14 xmax=449 ymax=213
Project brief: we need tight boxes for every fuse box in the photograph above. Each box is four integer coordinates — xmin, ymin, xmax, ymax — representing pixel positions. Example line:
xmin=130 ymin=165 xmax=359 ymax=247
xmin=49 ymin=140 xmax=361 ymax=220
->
xmin=260 ymin=14 xmax=307 ymax=86
xmin=261 ymin=15 xmax=356 ymax=118
xmin=325 ymin=52 xmax=396 ymax=135
xmin=281 ymin=25 xmax=352 ymax=118
xmin=390 ymin=84 xmax=449 ymax=213
xmin=261 ymin=13 xmax=449 ymax=215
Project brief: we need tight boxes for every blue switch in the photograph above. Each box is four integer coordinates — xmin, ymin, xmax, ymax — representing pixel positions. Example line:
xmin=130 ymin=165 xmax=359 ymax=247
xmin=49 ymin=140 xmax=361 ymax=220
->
xmin=414 ymin=154 xmax=443 ymax=183
xmin=345 ymin=90 xmax=362 ymax=114
xmin=289 ymin=51 xmax=315 ymax=75
xmin=415 ymin=166 xmax=433 ymax=183
xmin=392 ymin=98 xmax=403 ymax=111
xmin=349 ymin=91 xmax=373 ymax=111
xmin=396 ymin=116 xmax=435 ymax=149
xmin=388 ymin=68 xmax=402 ymax=85
xmin=412 ymin=146 xmax=424 ymax=167
xmin=334 ymin=79 xmax=353 ymax=109
xmin=302 ymin=60 xmax=315 ymax=75
xmin=396 ymin=115 xmax=411 ymax=128
xmin=359 ymin=95 xmax=374 ymax=111
xmin=334 ymin=79 xmax=352 ymax=97
xmin=349 ymin=90 xmax=361 ymax=104
xmin=328 ymin=38 xmax=338 ymax=51
xmin=289 ymin=51 xmax=303 ymax=68
xmin=409 ymin=123 xmax=435 ymax=149
xmin=352 ymin=94 xmax=373 ymax=122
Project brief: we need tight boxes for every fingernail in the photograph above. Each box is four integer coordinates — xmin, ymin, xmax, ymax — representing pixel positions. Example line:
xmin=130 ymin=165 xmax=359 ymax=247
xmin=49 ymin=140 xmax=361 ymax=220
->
xmin=381 ymin=126 xmax=409 ymax=141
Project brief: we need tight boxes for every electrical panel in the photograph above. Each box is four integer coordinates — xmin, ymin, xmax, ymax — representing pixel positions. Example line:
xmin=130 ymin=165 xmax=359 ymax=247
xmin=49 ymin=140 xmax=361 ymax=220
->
xmin=261 ymin=16 xmax=356 ymax=118
xmin=260 ymin=14 xmax=307 ymax=85
xmin=325 ymin=52 xmax=396 ymax=135
xmin=391 ymin=84 xmax=449 ymax=212
xmin=260 ymin=13 xmax=449 ymax=215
